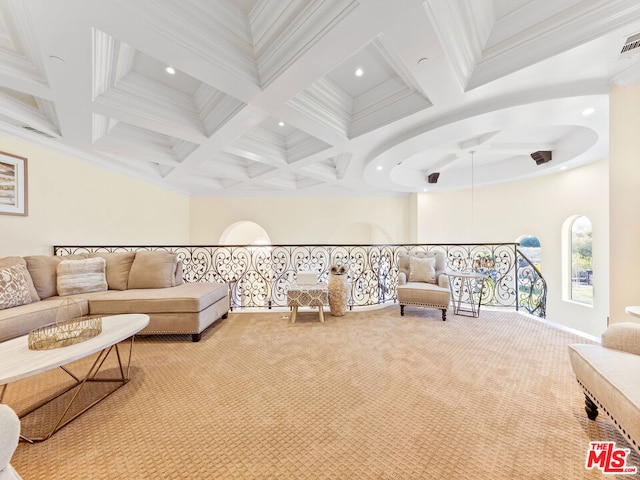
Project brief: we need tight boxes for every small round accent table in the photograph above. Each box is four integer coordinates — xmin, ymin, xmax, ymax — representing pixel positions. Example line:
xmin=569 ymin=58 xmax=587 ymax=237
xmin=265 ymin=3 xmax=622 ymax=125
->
xmin=446 ymin=270 xmax=489 ymax=317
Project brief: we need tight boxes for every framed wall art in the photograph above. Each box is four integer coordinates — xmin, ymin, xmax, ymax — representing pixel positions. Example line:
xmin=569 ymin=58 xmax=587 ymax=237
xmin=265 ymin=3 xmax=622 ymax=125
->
xmin=0 ymin=151 xmax=28 ymax=216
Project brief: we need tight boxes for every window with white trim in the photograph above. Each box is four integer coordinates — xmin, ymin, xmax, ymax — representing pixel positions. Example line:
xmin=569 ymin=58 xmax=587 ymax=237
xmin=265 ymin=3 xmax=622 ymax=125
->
xmin=570 ymin=216 xmax=593 ymax=305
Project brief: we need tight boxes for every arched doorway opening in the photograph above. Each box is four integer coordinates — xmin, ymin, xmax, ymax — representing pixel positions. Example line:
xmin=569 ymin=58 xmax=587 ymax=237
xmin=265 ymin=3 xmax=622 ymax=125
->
xmin=219 ymin=221 xmax=271 ymax=245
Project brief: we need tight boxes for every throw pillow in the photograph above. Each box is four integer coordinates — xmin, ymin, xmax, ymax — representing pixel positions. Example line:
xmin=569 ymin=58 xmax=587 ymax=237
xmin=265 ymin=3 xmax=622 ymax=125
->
xmin=90 ymin=252 xmax=136 ymax=290
xmin=409 ymin=256 xmax=436 ymax=283
xmin=57 ymin=257 xmax=108 ymax=296
xmin=174 ymin=260 xmax=185 ymax=286
xmin=0 ymin=256 xmax=39 ymax=302
xmin=601 ymin=322 xmax=640 ymax=355
xmin=127 ymin=251 xmax=178 ymax=289
xmin=0 ymin=263 xmax=32 ymax=310
xmin=24 ymin=254 xmax=88 ymax=299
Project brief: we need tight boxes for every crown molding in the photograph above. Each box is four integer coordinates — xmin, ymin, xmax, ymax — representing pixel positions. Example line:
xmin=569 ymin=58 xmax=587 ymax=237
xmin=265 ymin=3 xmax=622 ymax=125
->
xmin=92 ymin=29 xmax=114 ymax=99
xmin=261 ymin=172 xmax=298 ymax=190
xmin=0 ymin=89 xmax=58 ymax=136
xmin=468 ymin=0 xmax=640 ymax=90
xmin=194 ymin=85 xmax=246 ymax=137
xmin=252 ymin=0 xmax=360 ymax=87
xmin=286 ymin=130 xmax=332 ymax=163
xmin=333 ymin=152 xmax=352 ymax=180
xmin=287 ymin=78 xmax=351 ymax=138
xmin=94 ymin=87 xmax=207 ymax=144
xmin=195 ymin=154 xmax=252 ymax=182
xmin=0 ymin=0 xmax=48 ymax=85
xmin=297 ymin=162 xmax=339 ymax=182
xmin=182 ymin=173 xmax=225 ymax=191
xmin=423 ymin=0 xmax=491 ymax=91
xmin=111 ymin=0 xmax=259 ymax=88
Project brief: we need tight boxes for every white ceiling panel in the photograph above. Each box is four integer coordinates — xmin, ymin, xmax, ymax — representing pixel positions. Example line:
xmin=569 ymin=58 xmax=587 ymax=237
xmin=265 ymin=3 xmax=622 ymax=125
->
xmin=0 ymin=0 xmax=637 ymax=196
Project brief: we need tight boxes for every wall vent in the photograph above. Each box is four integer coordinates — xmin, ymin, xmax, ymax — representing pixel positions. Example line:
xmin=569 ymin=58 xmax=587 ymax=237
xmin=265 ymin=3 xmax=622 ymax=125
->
xmin=22 ymin=125 xmax=56 ymax=138
xmin=621 ymin=32 xmax=640 ymax=56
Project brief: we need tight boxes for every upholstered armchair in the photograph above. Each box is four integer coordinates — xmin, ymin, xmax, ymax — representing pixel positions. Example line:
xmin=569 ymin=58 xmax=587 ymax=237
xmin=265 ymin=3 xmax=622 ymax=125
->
xmin=397 ymin=251 xmax=450 ymax=320
xmin=0 ymin=404 xmax=22 ymax=480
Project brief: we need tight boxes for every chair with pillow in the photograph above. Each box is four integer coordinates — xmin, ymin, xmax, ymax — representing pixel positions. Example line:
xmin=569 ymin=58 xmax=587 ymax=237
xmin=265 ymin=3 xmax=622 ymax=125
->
xmin=397 ymin=251 xmax=450 ymax=320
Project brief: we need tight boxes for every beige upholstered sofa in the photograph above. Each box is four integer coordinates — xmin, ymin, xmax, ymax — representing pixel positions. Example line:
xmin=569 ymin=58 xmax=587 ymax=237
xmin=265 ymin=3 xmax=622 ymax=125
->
xmin=0 ymin=252 xmax=229 ymax=343
xmin=568 ymin=322 xmax=640 ymax=455
xmin=397 ymin=251 xmax=450 ymax=320
xmin=0 ymin=404 xmax=21 ymax=480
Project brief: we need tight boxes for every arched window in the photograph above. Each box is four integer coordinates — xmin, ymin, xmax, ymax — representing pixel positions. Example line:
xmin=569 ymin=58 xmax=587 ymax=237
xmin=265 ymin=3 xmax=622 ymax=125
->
xmin=219 ymin=221 xmax=271 ymax=246
xmin=569 ymin=216 xmax=593 ymax=305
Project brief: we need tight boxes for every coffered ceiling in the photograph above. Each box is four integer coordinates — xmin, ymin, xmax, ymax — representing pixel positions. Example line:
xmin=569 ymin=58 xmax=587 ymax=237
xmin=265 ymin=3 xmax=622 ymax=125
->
xmin=1 ymin=0 xmax=640 ymax=196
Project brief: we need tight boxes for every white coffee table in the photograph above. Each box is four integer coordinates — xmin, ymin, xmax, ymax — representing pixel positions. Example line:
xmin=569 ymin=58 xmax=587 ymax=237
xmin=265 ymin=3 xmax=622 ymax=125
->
xmin=0 ymin=313 xmax=149 ymax=443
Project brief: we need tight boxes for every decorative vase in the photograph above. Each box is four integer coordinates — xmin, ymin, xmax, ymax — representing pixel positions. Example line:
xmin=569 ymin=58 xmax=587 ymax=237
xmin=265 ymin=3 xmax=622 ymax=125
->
xmin=328 ymin=272 xmax=349 ymax=316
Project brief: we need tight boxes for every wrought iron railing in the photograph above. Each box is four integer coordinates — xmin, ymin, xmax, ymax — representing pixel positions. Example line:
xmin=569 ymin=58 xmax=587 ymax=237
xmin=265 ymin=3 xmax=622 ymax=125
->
xmin=515 ymin=248 xmax=547 ymax=318
xmin=53 ymin=243 xmax=547 ymax=318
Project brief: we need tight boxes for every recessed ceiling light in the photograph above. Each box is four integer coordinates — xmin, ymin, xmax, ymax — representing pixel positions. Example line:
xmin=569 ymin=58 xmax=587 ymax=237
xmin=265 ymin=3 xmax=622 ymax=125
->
xmin=278 ymin=121 xmax=285 ymax=127
xmin=423 ymin=188 xmax=428 ymax=192
xmin=355 ymin=68 xmax=364 ymax=77
xmin=560 ymin=165 xmax=568 ymax=170
xmin=165 ymin=66 xmax=176 ymax=75
xmin=582 ymin=107 xmax=595 ymax=116
xmin=376 ymin=165 xmax=383 ymax=171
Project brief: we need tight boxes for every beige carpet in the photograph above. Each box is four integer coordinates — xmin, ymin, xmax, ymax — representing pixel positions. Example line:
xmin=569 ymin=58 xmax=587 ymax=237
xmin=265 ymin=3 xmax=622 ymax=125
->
xmin=7 ymin=307 xmax=640 ymax=479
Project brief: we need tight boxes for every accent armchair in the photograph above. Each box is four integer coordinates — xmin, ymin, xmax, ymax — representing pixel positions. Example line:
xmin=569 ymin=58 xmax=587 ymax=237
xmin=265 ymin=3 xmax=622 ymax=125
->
xmin=397 ymin=251 xmax=450 ymax=320
xmin=0 ymin=404 xmax=22 ymax=480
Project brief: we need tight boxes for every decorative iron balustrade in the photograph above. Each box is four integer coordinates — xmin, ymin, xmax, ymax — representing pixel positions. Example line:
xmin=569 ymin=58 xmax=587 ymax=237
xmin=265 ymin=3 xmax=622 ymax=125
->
xmin=515 ymin=248 xmax=547 ymax=318
xmin=53 ymin=243 xmax=547 ymax=318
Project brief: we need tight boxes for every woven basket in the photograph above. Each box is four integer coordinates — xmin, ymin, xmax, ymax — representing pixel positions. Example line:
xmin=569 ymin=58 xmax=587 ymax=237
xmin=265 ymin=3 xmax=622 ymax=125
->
xmin=28 ymin=298 xmax=102 ymax=350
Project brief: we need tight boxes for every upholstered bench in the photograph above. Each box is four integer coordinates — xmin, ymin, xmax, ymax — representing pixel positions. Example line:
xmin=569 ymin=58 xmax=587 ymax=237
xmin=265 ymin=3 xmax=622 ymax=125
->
xmin=568 ymin=322 xmax=640 ymax=455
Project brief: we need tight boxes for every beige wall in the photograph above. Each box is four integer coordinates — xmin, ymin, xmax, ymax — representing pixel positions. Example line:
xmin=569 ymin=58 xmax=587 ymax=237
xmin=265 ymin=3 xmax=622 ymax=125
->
xmin=0 ymin=136 xmax=190 ymax=256
xmin=189 ymin=195 xmax=411 ymax=245
xmin=0 ymin=133 xmax=613 ymax=337
xmin=415 ymin=160 xmax=610 ymax=337
xmin=610 ymin=84 xmax=640 ymax=326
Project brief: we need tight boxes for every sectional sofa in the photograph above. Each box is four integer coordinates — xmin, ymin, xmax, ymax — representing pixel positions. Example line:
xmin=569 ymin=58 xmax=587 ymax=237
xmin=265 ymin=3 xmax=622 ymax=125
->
xmin=0 ymin=251 xmax=229 ymax=343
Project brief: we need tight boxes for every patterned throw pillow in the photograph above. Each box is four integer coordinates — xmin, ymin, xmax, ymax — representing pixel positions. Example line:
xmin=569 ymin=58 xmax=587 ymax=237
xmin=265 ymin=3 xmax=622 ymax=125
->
xmin=408 ymin=256 xmax=437 ymax=283
xmin=57 ymin=257 xmax=108 ymax=296
xmin=0 ymin=263 xmax=32 ymax=310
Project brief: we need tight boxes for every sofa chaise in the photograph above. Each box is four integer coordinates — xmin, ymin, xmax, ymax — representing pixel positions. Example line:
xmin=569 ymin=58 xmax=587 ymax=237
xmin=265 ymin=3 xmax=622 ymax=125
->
xmin=568 ymin=322 xmax=640 ymax=455
xmin=0 ymin=251 xmax=229 ymax=343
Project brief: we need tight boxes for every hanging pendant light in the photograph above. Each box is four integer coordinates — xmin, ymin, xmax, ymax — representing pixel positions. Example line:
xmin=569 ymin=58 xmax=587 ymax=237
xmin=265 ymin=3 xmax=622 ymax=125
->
xmin=470 ymin=150 xmax=475 ymax=236
xmin=468 ymin=150 xmax=476 ymax=269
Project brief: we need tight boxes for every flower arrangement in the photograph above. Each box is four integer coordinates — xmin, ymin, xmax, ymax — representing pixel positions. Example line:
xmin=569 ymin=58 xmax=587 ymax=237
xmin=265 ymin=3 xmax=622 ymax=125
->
xmin=330 ymin=264 xmax=347 ymax=275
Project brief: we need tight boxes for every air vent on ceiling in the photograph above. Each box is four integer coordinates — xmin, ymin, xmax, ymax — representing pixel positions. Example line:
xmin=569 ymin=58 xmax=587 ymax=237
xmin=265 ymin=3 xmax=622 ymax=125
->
xmin=621 ymin=32 xmax=640 ymax=56
xmin=22 ymin=125 xmax=56 ymax=139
